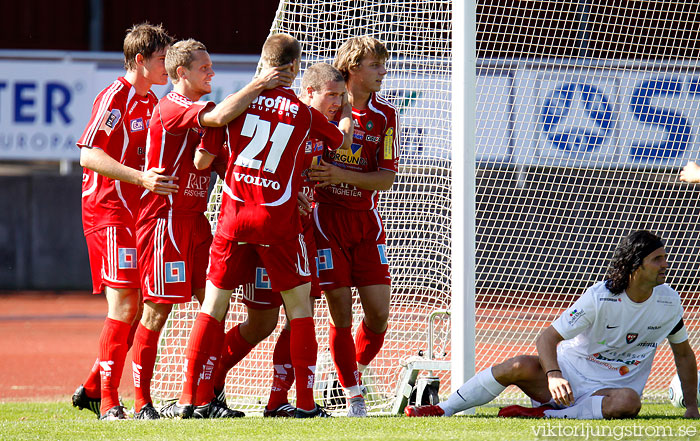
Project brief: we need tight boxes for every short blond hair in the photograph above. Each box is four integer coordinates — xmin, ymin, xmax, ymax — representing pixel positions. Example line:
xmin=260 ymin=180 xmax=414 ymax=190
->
xmin=261 ymin=33 xmax=301 ymax=67
xmin=123 ymin=23 xmax=173 ymax=71
xmin=165 ymin=39 xmax=207 ymax=81
xmin=334 ymin=36 xmax=389 ymax=81
xmin=301 ymin=63 xmax=345 ymax=96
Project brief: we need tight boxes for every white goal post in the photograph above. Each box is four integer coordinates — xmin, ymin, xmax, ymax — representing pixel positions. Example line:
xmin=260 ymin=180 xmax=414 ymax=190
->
xmin=152 ymin=0 xmax=700 ymax=412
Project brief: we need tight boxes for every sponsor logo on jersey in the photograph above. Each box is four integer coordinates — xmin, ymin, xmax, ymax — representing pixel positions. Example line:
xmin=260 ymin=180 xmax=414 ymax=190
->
xmin=255 ymin=267 xmax=271 ymax=289
xmin=656 ymin=299 xmax=674 ymax=306
xmin=232 ymin=172 xmax=281 ymax=190
xmin=590 ymin=352 xmax=642 ymax=366
xmin=184 ymin=173 xmax=211 ymax=198
xmin=599 ymin=297 xmax=621 ymax=302
xmin=328 ymin=143 xmax=367 ymax=167
xmin=130 ymin=117 xmax=144 ymax=132
xmin=165 ymin=261 xmax=186 ymax=283
xmin=566 ymin=308 xmax=585 ymax=326
xmin=353 ymin=132 xmax=364 ymax=140
xmin=317 ymin=248 xmax=334 ymax=271
xmin=366 ymin=135 xmax=380 ymax=143
xmin=100 ymin=109 xmax=121 ymax=134
xmin=377 ymin=244 xmax=388 ymax=265
xmin=383 ymin=127 xmax=394 ymax=160
xmin=626 ymin=333 xmax=638 ymax=344
xmin=251 ymin=94 xmax=299 ymax=117
xmin=647 ymin=325 xmax=662 ymax=330
xmin=118 ymin=248 xmax=137 ymax=269
xmin=637 ymin=342 xmax=657 ymax=348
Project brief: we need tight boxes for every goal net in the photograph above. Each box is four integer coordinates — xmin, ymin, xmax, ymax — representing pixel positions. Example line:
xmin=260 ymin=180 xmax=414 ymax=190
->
xmin=152 ymin=0 xmax=700 ymax=411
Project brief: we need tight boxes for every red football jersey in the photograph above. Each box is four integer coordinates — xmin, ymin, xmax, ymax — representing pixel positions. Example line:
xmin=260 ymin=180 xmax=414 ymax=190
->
xmin=213 ymin=87 xmax=344 ymax=244
xmin=137 ymin=92 xmax=215 ymax=224
xmin=314 ymin=92 xmax=400 ymax=210
xmin=77 ymin=77 xmax=157 ymax=234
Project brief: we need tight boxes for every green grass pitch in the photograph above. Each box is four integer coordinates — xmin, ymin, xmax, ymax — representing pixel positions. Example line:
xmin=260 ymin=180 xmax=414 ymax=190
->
xmin=0 ymin=402 xmax=697 ymax=441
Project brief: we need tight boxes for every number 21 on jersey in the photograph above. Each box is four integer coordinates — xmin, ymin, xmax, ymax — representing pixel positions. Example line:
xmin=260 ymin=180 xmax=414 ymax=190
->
xmin=234 ymin=114 xmax=294 ymax=174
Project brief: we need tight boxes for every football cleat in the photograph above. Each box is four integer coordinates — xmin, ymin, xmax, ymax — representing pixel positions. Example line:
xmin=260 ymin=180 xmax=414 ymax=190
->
xmin=263 ymin=403 xmax=297 ymax=418
xmin=214 ymin=387 xmax=227 ymax=406
xmin=134 ymin=403 xmax=160 ymax=420
xmin=71 ymin=385 xmax=101 ymax=416
xmin=193 ymin=399 xmax=245 ymax=418
xmin=295 ymin=404 xmax=331 ymax=418
xmin=99 ymin=405 xmax=128 ymax=421
xmin=159 ymin=401 xmax=194 ymax=419
xmin=404 ymin=404 xmax=445 ymax=417
xmin=497 ymin=404 xmax=554 ymax=418
xmin=347 ymin=396 xmax=367 ymax=417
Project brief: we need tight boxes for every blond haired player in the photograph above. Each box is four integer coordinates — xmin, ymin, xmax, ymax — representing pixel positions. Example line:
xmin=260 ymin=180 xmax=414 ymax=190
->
xmin=307 ymin=36 xmax=400 ymax=416
xmin=129 ymin=38 xmax=294 ymax=420
xmin=167 ymin=34 xmax=352 ymax=419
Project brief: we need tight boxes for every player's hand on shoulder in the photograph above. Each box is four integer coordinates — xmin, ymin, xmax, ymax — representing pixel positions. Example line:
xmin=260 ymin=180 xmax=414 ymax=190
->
xmin=142 ymin=167 xmax=179 ymax=195
xmin=258 ymin=64 xmax=295 ymax=90
xmin=680 ymin=161 xmax=700 ymax=183
xmin=546 ymin=371 xmax=574 ymax=407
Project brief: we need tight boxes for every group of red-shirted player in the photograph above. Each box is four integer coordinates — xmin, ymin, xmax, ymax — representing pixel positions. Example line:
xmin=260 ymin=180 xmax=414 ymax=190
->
xmin=72 ymin=23 xmax=400 ymax=420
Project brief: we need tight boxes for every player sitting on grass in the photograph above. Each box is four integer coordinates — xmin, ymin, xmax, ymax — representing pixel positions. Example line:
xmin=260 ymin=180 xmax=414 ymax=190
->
xmin=406 ymin=230 xmax=699 ymax=419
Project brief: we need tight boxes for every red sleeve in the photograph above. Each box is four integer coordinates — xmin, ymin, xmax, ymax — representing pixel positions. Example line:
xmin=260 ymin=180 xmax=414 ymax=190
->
xmin=76 ymin=88 xmax=124 ymax=151
xmin=168 ymin=100 xmax=214 ymax=133
xmin=308 ymin=106 xmax=344 ymax=150
xmin=378 ymin=109 xmax=400 ymax=173
xmin=197 ymin=126 xmax=225 ymax=157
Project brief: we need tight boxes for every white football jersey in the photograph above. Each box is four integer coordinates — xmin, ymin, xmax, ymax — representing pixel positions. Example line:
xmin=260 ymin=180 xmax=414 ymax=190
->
xmin=552 ymin=281 xmax=686 ymax=394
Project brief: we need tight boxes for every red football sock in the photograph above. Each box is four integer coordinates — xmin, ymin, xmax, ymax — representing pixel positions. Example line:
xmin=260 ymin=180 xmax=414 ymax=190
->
xmin=329 ymin=324 xmax=360 ymax=388
xmin=267 ymin=328 xmax=294 ymax=410
xmin=127 ymin=319 xmax=139 ymax=349
xmin=194 ymin=319 xmax=225 ymax=406
xmin=180 ymin=313 xmax=220 ymax=405
xmin=213 ymin=324 xmax=256 ymax=392
xmin=98 ymin=318 xmax=131 ymax=415
xmin=356 ymin=320 xmax=387 ymax=367
xmin=290 ymin=317 xmax=318 ymax=411
xmin=131 ymin=323 xmax=160 ymax=412
xmin=82 ymin=358 xmax=101 ymax=398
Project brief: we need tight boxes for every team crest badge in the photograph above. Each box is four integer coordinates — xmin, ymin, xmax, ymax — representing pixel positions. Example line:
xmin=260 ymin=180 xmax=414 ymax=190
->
xmin=366 ymin=120 xmax=374 ymax=131
xmin=626 ymin=333 xmax=638 ymax=344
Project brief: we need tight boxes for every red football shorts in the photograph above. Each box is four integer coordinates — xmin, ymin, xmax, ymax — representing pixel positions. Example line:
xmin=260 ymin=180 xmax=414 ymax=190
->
xmin=85 ymin=225 xmax=141 ymax=295
xmin=313 ymin=203 xmax=391 ymax=290
xmin=207 ymin=231 xmax=311 ymax=295
xmin=239 ymin=216 xmax=321 ymax=310
xmin=137 ymin=214 xmax=212 ymax=304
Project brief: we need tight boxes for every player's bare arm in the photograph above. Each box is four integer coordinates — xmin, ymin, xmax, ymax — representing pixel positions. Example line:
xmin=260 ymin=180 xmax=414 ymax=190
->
xmin=308 ymin=159 xmax=395 ymax=191
xmin=194 ymin=149 xmax=216 ymax=171
xmin=80 ymin=147 xmax=179 ymax=195
xmin=680 ymin=161 xmax=700 ymax=183
xmin=199 ymin=64 xmax=296 ymax=127
xmin=669 ymin=339 xmax=700 ymax=418
xmin=535 ymin=326 xmax=574 ymax=407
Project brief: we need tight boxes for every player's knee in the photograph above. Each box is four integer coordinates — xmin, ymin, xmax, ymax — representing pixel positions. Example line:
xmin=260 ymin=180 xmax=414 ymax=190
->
xmin=604 ymin=389 xmax=641 ymax=419
xmin=240 ymin=320 xmax=276 ymax=345
xmin=505 ymin=355 xmax=541 ymax=382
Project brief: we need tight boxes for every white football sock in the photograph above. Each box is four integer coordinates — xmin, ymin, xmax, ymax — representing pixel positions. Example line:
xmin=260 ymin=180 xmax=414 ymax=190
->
xmin=438 ymin=367 xmax=506 ymax=416
xmin=543 ymin=396 xmax=604 ymax=419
